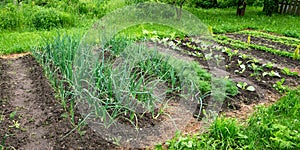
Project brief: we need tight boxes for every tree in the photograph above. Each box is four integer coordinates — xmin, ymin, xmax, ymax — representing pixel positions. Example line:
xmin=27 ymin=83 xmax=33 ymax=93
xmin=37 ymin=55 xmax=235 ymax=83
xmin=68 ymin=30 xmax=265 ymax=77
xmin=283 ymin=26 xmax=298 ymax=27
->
xmin=237 ymin=0 xmax=247 ymax=16
xmin=161 ymin=0 xmax=186 ymax=20
xmin=263 ymin=0 xmax=279 ymax=16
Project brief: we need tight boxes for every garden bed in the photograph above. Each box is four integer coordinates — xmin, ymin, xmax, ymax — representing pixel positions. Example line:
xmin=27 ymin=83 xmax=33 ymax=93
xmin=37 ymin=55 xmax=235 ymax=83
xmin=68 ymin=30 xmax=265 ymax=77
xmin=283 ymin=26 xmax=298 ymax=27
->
xmin=1 ymin=31 xmax=300 ymax=149
xmin=0 ymin=55 xmax=115 ymax=149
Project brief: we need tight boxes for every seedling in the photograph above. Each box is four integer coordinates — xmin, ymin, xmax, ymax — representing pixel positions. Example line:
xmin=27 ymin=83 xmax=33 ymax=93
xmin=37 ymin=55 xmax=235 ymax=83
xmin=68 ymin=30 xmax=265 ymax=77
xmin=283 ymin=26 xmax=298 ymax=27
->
xmin=263 ymin=62 xmax=275 ymax=69
xmin=9 ymin=120 xmax=20 ymax=129
xmin=293 ymin=44 xmax=300 ymax=60
xmin=208 ymin=26 xmax=214 ymax=35
xmin=273 ymin=78 xmax=287 ymax=93
xmin=249 ymin=63 xmax=263 ymax=76
xmin=281 ymin=67 xmax=299 ymax=76
xmin=237 ymin=82 xmax=256 ymax=92
xmin=9 ymin=111 xmax=17 ymax=120
xmin=247 ymin=35 xmax=251 ymax=44
xmin=235 ymin=62 xmax=246 ymax=74
xmin=237 ymin=60 xmax=243 ymax=66
xmin=239 ymin=54 xmax=248 ymax=59
xmin=225 ymin=48 xmax=239 ymax=60
xmin=263 ymin=70 xmax=281 ymax=78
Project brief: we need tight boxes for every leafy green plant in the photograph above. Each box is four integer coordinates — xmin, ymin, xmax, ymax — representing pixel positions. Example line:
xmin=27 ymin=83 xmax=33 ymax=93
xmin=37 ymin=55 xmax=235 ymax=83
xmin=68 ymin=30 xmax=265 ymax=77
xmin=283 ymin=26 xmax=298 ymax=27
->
xmin=32 ymin=8 xmax=74 ymax=30
xmin=249 ymin=63 xmax=263 ymax=76
xmin=273 ymin=78 xmax=287 ymax=93
xmin=262 ymin=62 xmax=274 ymax=69
xmin=235 ymin=60 xmax=246 ymax=74
xmin=237 ymin=82 xmax=256 ymax=92
xmin=281 ymin=67 xmax=298 ymax=76
xmin=263 ymin=70 xmax=281 ymax=78
xmin=9 ymin=111 xmax=16 ymax=120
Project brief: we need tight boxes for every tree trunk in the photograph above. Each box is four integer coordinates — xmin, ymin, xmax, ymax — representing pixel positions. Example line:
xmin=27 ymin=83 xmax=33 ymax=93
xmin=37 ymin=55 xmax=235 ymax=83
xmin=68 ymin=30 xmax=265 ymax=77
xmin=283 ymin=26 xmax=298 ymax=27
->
xmin=237 ymin=0 xmax=246 ymax=16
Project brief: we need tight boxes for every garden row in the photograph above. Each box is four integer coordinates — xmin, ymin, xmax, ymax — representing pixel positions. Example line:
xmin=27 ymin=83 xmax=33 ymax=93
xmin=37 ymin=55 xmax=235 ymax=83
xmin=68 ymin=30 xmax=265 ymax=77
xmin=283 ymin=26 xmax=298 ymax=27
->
xmin=150 ymin=30 xmax=300 ymax=117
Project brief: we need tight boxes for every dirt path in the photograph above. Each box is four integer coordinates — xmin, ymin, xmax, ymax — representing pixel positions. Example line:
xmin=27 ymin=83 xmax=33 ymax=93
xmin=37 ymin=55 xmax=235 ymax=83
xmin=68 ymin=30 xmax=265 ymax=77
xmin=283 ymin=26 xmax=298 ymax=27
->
xmin=0 ymin=55 xmax=115 ymax=149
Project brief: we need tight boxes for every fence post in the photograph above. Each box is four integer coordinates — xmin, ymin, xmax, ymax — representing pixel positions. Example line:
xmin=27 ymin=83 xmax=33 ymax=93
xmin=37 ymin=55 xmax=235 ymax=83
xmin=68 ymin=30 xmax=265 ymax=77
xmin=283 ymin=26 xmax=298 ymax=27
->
xmin=279 ymin=1 xmax=284 ymax=13
xmin=282 ymin=0 xmax=288 ymax=13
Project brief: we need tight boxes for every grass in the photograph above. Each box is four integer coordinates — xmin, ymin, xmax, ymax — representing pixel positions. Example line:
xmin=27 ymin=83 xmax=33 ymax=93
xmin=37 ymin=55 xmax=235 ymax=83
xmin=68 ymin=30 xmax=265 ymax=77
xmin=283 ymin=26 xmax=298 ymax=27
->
xmin=2 ymin=4 xmax=300 ymax=55
xmin=0 ymin=27 xmax=87 ymax=55
xmin=159 ymin=87 xmax=300 ymax=149
xmin=188 ymin=6 xmax=300 ymax=37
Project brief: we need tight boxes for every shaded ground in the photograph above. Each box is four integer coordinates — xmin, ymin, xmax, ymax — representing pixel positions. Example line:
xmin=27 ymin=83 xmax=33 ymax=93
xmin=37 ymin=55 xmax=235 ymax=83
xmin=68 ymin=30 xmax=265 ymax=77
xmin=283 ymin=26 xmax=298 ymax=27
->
xmin=0 ymin=55 xmax=115 ymax=149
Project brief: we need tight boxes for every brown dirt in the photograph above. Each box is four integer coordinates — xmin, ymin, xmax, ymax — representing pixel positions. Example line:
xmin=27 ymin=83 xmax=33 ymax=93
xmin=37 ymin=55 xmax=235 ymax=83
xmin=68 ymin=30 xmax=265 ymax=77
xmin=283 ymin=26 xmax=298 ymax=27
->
xmin=0 ymin=55 xmax=116 ymax=150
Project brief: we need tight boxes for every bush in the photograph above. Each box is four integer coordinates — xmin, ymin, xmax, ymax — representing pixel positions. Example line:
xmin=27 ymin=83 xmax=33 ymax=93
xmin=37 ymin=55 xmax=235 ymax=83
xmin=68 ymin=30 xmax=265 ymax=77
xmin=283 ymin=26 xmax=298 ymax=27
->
xmin=0 ymin=3 xmax=20 ymax=30
xmin=32 ymin=8 xmax=74 ymax=30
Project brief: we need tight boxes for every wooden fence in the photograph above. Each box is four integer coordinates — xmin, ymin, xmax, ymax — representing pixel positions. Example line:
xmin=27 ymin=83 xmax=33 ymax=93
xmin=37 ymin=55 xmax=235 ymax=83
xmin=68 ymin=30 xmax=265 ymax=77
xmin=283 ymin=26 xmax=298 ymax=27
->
xmin=278 ymin=0 xmax=300 ymax=16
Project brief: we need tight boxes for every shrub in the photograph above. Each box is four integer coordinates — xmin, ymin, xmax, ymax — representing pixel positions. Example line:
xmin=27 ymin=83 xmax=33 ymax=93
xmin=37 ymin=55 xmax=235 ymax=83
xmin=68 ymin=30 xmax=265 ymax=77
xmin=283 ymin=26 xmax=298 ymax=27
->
xmin=32 ymin=8 xmax=74 ymax=30
xmin=0 ymin=3 xmax=20 ymax=30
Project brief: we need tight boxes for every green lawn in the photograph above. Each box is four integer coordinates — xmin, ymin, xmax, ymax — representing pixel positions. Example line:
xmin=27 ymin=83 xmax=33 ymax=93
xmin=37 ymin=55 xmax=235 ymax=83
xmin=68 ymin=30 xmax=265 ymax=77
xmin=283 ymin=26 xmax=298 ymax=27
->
xmin=189 ymin=6 xmax=300 ymax=36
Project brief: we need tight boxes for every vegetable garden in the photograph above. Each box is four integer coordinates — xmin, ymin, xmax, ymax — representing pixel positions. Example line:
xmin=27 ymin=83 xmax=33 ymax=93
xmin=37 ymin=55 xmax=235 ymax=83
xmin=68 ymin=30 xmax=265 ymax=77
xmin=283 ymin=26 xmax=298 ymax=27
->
xmin=1 ymin=0 xmax=300 ymax=149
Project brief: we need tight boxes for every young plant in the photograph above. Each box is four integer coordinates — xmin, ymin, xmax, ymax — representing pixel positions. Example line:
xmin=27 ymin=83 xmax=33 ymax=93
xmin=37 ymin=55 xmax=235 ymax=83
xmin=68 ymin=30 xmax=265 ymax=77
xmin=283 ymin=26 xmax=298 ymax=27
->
xmin=235 ymin=60 xmax=246 ymax=74
xmin=293 ymin=44 xmax=300 ymax=60
xmin=208 ymin=26 xmax=214 ymax=35
xmin=273 ymin=78 xmax=287 ymax=93
xmin=262 ymin=62 xmax=275 ymax=69
xmin=281 ymin=67 xmax=299 ymax=76
xmin=247 ymin=35 xmax=251 ymax=45
xmin=237 ymin=82 xmax=256 ymax=92
xmin=249 ymin=63 xmax=263 ymax=76
xmin=263 ymin=70 xmax=281 ymax=78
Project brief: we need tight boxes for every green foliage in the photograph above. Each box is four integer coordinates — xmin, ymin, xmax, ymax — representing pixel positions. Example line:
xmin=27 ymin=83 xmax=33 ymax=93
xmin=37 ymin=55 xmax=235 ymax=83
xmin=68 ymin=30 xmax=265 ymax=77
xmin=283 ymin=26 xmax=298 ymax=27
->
xmin=208 ymin=117 xmax=246 ymax=149
xmin=238 ymin=30 xmax=300 ymax=45
xmin=262 ymin=0 xmax=277 ymax=16
xmin=216 ymin=35 xmax=299 ymax=60
xmin=32 ymin=8 xmax=74 ymax=30
xmin=284 ymin=30 xmax=300 ymax=39
xmin=125 ymin=0 xmax=149 ymax=5
xmin=0 ymin=3 xmax=21 ymax=30
xmin=293 ymin=44 xmax=300 ymax=60
xmin=247 ymin=88 xmax=300 ymax=149
xmin=189 ymin=6 xmax=300 ymax=35
xmin=163 ymin=88 xmax=300 ymax=149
